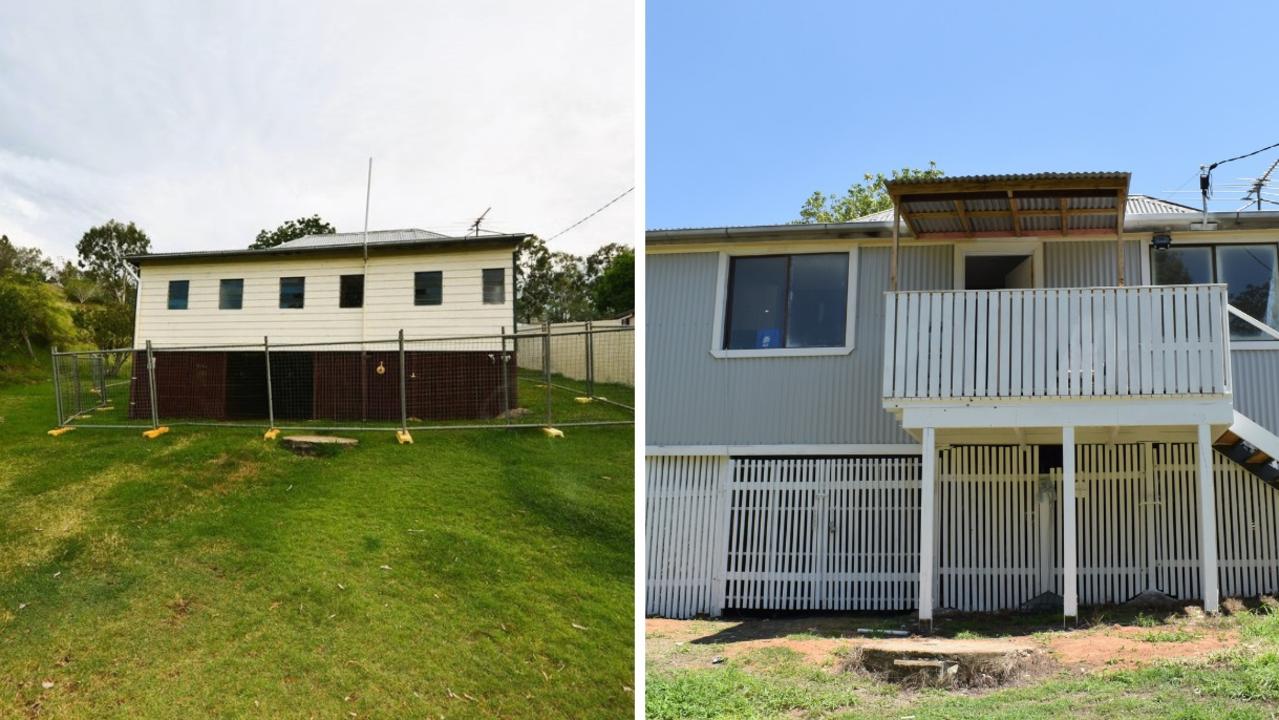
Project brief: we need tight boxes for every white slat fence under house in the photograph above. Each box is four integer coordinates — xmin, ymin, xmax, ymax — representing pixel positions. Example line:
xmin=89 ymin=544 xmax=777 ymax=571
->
xmin=646 ymin=446 xmax=1279 ymax=619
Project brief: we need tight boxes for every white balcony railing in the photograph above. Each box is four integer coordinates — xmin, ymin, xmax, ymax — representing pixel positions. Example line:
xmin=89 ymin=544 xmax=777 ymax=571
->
xmin=882 ymin=285 xmax=1232 ymax=402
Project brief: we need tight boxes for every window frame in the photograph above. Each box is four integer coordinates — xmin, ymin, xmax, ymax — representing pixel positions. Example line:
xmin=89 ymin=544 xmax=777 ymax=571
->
xmin=414 ymin=270 xmax=443 ymax=306
xmin=710 ymin=248 xmax=858 ymax=359
xmin=218 ymin=278 xmax=244 ymax=310
xmin=167 ymin=280 xmax=189 ymax=310
xmin=278 ymin=276 xmax=306 ymax=309
xmin=1149 ymin=241 xmax=1279 ymax=348
xmin=339 ymin=274 xmax=364 ymax=309
xmin=481 ymin=268 xmax=505 ymax=305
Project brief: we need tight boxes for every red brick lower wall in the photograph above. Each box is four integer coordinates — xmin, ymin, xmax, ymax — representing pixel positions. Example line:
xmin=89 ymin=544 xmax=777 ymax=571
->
xmin=129 ymin=350 xmax=517 ymax=422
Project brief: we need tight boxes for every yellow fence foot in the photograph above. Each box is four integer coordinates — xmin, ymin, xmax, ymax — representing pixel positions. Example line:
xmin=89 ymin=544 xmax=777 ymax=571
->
xmin=542 ymin=427 xmax=564 ymax=438
xmin=574 ymin=397 xmax=593 ymax=404
xmin=264 ymin=428 xmax=280 ymax=441
xmin=142 ymin=426 xmax=170 ymax=439
xmin=396 ymin=430 xmax=414 ymax=445
xmin=95 ymin=406 xmax=114 ymax=412
xmin=47 ymin=426 xmax=75 ymax=437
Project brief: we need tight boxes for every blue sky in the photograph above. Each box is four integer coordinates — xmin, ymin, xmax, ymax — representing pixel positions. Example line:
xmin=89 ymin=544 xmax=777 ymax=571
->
xmin=646 ymin=0 xmax=1279 ymax=229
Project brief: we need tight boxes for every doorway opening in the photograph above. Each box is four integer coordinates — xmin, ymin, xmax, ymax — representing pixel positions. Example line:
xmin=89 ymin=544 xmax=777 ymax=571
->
xmin=964 ymin=254 xmax=1034 ymax=289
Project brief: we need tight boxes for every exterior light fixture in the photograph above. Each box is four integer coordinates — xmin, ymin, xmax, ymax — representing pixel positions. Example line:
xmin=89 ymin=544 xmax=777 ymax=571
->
xmin=1152 ymin=233 xmax=1173 ymax=250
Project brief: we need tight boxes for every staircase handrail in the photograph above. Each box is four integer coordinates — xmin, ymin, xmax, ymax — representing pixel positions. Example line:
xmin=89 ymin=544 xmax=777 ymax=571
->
xmin=1228 ymin=305 xmax=1279 ymax=343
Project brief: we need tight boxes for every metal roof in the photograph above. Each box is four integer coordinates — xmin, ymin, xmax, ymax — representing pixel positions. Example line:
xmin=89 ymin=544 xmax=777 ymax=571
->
xmin=885 ymin=171 xmax=1130 ymax=188
xmin=852 ymin=194 xmax=1197 ymax=223
xmin=129 ymin=230 xmax=527 ymax=264
xmin=280 ymin=228 xmax=451 ymax=248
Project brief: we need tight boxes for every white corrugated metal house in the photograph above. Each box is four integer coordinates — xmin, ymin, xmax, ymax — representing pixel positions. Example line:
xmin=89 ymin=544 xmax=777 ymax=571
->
xmin=646 ymin=172 xmax=1279 ymax=627
xmin=126 ymin=229 xmax=526 ymax=422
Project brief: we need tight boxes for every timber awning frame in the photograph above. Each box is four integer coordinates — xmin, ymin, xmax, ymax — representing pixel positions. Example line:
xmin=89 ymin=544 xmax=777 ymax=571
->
xmin=886 ymin=172 xmax=1131 ymax=290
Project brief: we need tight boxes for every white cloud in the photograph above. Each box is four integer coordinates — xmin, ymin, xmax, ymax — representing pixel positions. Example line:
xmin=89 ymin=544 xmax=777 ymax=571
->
xmin=0 ymin=0 xmax=634 ymax=260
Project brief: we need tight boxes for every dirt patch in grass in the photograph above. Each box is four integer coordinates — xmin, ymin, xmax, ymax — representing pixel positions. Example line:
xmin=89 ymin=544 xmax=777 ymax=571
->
xmin=1045 ymin=625 xmax=1237 ymax=669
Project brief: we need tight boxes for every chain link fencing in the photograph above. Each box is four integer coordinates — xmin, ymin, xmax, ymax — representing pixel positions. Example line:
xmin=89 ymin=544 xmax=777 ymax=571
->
xmin=50 ymin=325 xmax=633 ymax=435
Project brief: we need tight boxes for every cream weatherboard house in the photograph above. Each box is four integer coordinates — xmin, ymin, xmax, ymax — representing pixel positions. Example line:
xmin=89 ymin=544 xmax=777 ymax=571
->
xmin=126 ymin=229 xmax=525 ymax=422
xmin=646 ymin=172 xmax=1279 ymax=627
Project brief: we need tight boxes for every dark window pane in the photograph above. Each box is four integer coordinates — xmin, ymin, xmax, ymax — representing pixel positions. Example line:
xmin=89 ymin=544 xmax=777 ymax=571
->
xmin=339 ymin=274 xmax=364 ymax=308
xmin=786 ymin=253 xmax=848 ymax=348
xmin=724 ymin=256 xmax=787 ymax=349
xmin=219 ymin=279 xmax=243 ymax=310
xmin=482 ymin=268 xmax=505 ymax=304
xmin=167 ymin=280 xmax=188 ymax=310
xmin=415 ymin=271 xmax=442 ymax=306
xmin=1217 ymin=244 xmax=1279 ymax=340
xmin=1151 ymin=246 xmax=1212 ymax=285
xmin=279 ymin=277 xmax=305 ymax=309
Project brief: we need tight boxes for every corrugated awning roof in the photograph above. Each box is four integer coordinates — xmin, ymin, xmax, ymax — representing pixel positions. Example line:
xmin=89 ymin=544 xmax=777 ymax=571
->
xmin=853 ymin=194 xmax=1196 ymax=223
xmin=885 ymin=172 xmax=1131 ymax=239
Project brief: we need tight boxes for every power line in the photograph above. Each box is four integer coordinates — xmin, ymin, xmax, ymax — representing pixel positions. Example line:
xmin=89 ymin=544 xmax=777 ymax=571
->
xmin=545 ymin=186 xmax=634 ymax=243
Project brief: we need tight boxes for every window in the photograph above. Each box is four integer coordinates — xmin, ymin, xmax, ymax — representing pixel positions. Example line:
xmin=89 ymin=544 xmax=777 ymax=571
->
xmin=1151 ymin=244 xmax=1279 ymax=340
xmin=414 ymin=271 xmax=442 ymax=306
xmin=482 ymin=268 xmax=505 ymax=304
xmin=723 ymin=253 xmax=850 ymax=350
xmin=219 ymin=279 xmax=243 ymax=310
xmin=339 ymin=274 xmax=364 ymax=308
xmin=167 ymin=280 xmax=189 ymax=310
xmin=279 ymin=277 xmax=305 ymax=309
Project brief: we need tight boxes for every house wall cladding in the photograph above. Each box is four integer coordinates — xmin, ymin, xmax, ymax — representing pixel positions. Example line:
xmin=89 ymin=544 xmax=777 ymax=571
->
xmin=128 ymin=350 xmax=517 ymax=422
xmin=1232 ymin=349 xmax=1279 ymax=434
xmin=646 ymin=245 xmax=952 ymax=447
xmin=646 ymin=447 xmax=1279 ymax=619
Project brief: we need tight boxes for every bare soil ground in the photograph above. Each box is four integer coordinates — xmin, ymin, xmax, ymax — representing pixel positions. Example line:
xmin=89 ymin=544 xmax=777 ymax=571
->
xmin=647 ymin=610 xmax=1239 ymax=675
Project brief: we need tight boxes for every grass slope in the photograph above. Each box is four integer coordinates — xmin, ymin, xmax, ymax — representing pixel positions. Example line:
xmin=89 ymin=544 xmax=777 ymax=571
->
xmin=0 ymin=379 xmax=633 ymax=718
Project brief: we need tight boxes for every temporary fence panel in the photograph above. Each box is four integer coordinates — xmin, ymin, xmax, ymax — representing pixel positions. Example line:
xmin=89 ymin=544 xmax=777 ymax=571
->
xmin=52 ymin=326 xmax=632 ymax=433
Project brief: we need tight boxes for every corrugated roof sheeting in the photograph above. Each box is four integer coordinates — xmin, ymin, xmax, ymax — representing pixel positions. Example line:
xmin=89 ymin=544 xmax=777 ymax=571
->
xmin=282 ymin=229 xmax=450 ymax=248
xmin=646 ymin=245 xmax=952 ymax=446
xmin=887 ymin=171 xmax=1129 ymax=187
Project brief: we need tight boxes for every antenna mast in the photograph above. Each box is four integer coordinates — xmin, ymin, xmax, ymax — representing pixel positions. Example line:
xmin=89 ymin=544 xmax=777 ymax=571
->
xmin=469 ymin=207 xmax=491 ymax=237
xmin=362 ymin=157 xmax=373 ymax=262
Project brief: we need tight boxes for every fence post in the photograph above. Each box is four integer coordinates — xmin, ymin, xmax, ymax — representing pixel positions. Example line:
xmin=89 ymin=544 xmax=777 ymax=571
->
xmin=398 ymin=329 xmax=408 ymax=433
xmin=264 ymin=336 xmax=275 ymax=429
xmin=585 ymin=319 xmax=595 ymax=397
xmin=95 ymin=354 xmax=107 ymax=408
xmin=145 ymin=340 xmax=159 ymax=429
xmin=51 ymin=346 xmax=64 ymax=426
xmin=542 ymin=321 xmax=552 ymax=427
xmin=500 ymin=326 xmax=511 ymax=426
xmin=71 ymin=351 xmax=83 ymax=415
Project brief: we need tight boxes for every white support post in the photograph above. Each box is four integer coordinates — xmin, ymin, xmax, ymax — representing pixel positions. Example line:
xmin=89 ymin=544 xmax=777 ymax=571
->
xmin=1197 ymin=423 xmax=1220 ymax=614
xmin=918 ymin=427 xmax=936 ymax=631
xmin=709 ymin=457 xmax=734 ymax=617
xmin=1062 ymin=426 xmax=1078 ymax=622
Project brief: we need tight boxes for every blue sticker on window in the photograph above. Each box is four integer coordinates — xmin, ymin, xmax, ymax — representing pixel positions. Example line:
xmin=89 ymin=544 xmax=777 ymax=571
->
xmin=755 ymin=328 xmax=781 ymax=349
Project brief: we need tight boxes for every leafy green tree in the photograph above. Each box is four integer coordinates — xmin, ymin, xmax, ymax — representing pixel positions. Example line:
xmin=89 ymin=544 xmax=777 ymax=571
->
xmin=591 ymin=247 xmax=633 ymax=318
xmin=0 ymin=277 xmax=78 ymax=358
xmin=56 ymin=262 xmax=103 ymax=306
xmin=0 ymin=234 xmax=55 ymax=282
xmin=795 ymin=162 xmax=944 ymax=224
xmin=76 ymin=220 xmax=151 ymax=303
xmin=515 ymin=236 xmax=593 ymax=323
xmin=251 ymin=215 xmax=335 ymax=249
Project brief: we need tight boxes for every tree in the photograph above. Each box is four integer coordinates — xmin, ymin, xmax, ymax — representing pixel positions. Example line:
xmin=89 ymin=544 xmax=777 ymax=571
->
xmin=0 ymin=234 xmax=55 ymax=282
xmin=76 ymin=220 xmax=151 ymax=303
xmin=0 ymin=277 xmax=77 ymax=358
xmin=56 ymin=262 xmax=103 ymax=306
xmin=73 ymin=301 xmax=134 ymax=368
xmin=515 ymin=236 xmax=592 ymax=323
xmin=251 ymin=215 xmax=335 ymax=249
xmin=795 ymin=162 xmax=944 ymax=224
xmin=592 ymin=247 xmax=633 ymax=318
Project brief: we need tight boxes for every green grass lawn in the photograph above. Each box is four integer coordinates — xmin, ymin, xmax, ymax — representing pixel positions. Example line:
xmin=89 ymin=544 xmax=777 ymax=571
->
xmin=0 ymin=376 xmax=634 ymax=718
xmin=647 ymin=606 xmax=1279 ymax=719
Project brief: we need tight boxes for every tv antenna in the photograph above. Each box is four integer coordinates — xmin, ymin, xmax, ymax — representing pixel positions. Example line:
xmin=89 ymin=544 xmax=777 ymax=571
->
xmin=469 ymin=207 xmax=491 ymax=237
xmin=1200 ymin=141 xmax=1279 ymax=222
xmin=1236 ymin=157 xmax=1279 ymax=212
